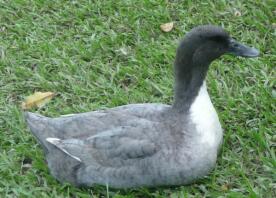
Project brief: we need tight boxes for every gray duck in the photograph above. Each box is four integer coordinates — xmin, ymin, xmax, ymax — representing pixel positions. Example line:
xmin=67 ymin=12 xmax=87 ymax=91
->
xmin=25 ymin=25 xmax=259 ymax=188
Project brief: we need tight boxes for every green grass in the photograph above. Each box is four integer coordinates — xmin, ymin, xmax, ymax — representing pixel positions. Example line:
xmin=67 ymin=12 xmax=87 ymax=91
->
xmin=0 ymin=0 xmax=275 ymax=197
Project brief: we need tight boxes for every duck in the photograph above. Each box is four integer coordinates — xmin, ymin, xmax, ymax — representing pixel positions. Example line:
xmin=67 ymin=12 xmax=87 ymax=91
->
xmin=25 ymin=25 xmax=259 ymax=188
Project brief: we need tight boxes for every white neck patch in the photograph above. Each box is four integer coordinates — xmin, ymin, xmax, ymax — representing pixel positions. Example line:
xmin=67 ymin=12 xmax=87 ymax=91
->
xmin=189 ymin=82 xmax=222 ymax=147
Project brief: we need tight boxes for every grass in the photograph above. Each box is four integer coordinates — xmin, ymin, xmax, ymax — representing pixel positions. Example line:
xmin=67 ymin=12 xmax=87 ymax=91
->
xmin=0 ymin=0 xmax=275 ymax=197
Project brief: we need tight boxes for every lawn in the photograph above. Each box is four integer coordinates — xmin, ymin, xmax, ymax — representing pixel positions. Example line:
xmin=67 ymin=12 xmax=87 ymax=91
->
xmin=0 ymin=0 xmax=275 ymax=197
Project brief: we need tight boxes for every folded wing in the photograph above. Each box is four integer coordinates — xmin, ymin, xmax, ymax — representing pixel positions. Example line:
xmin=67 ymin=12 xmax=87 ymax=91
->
xmin=46 ymin=126 xmax=159 ymax=164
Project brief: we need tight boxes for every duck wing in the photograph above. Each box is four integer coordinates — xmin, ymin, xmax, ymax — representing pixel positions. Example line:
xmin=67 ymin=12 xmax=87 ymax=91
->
xmin=25 ymin=103 xmax=169 ymax=153
xmin=46 ymin=125 xmax=158 ymax=164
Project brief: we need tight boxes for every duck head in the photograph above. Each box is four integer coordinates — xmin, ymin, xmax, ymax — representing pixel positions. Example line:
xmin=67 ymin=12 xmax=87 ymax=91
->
xmin=173 ymin=25 xmax=259 ymax=111
xmin=178 ymin=25 xmax=259 ymax=64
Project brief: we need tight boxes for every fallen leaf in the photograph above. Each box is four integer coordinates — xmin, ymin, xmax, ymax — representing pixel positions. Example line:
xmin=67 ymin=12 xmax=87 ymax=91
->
xmin=160 ymin=22 xmax=174 ymax=32
xmin=22 ymin=92 xmax=55 ymax=110
xmin=221 ymin=183 xmax=230 ymax=191
xmin=234 ymin=10 xmax=242 ymax=17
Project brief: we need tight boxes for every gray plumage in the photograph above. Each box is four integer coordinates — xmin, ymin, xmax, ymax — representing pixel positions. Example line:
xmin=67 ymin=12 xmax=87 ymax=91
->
xmin=24 ymin=25 xmax=259 ymax=188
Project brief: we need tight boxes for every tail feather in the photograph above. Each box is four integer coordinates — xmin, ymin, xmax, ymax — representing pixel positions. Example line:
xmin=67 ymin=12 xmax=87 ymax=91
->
xmin=25 ymin=112 xmax=82 ymax=185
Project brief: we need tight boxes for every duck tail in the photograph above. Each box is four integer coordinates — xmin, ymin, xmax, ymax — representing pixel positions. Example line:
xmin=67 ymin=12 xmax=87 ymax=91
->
xmin=24 ymin=112 xmax=53 ymax=152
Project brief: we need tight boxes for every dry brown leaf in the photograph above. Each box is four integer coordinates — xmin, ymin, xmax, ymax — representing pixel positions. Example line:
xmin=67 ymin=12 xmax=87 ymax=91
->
xmin=221 ymin=183 xmax=230 ymax=191
xmin=160 ymin=22 xmax=174 ymax=32
xmin=22 ymin=92 xmax=55 ymax=110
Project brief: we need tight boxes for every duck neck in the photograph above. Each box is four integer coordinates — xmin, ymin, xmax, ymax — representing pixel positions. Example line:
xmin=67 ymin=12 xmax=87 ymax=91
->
xmin=172 ymin=41 xmax=211 ymax=112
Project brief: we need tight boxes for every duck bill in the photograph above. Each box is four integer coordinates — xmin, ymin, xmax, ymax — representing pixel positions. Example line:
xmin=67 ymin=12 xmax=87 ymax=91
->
xmin=227 ymin=39 xmax=259 ymax=58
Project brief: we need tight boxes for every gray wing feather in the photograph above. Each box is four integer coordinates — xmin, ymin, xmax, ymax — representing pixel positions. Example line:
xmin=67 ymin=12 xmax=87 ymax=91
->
xmin=46 ymin=126 xmax=158 ymax=162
